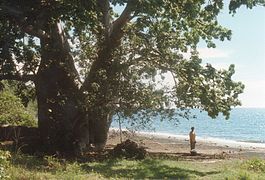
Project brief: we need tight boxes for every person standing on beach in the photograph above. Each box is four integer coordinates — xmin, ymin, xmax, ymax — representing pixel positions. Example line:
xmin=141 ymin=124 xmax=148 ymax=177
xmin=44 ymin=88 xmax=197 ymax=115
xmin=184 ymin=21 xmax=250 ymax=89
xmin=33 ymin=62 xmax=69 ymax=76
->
xmin=189 ymin=127 xmax=196 ymax=150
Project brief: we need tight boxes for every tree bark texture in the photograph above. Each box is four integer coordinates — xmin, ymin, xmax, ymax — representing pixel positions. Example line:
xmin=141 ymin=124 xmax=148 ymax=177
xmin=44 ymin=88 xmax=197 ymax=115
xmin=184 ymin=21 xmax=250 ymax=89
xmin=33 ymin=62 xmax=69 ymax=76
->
xmin=35 ymin=22 xmax=115 ymax=153
xmin=82 ymin=43 xmax=118 ymax=150
xmin=36 ymin=23 xmax=81 ymax=152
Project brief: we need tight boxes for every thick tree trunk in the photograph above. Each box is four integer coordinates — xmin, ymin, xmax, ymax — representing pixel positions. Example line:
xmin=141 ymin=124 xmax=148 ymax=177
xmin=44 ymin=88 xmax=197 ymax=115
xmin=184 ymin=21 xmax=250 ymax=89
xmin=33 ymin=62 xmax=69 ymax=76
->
xmin=36 ymin=22 xmax=87 ymax=153
xmin=82 ymin=42 xmax=119 ymax=150
xmin=77 ymin=0 xmax=133 ymax=150
xmin=35 ymin=22 xmax=115 ymax=154
xmin=88 ymin=107 xmax=113 ymax=150
xmin=36 ymin=70 xmax=82 ymax=153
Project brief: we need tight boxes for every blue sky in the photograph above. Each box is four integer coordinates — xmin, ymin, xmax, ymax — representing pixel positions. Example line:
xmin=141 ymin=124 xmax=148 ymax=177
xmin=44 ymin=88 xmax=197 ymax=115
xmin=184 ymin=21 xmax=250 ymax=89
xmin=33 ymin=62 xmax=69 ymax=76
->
xmin=199 ymin=4 xmax=265 ymax=108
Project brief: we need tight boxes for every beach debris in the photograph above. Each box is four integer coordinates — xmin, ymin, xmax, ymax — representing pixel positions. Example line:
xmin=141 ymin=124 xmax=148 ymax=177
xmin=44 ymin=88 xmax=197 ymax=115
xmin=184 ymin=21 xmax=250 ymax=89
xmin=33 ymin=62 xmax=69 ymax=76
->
xmin=221 ymin=151 xmax=229 ymax=159
xmin=213 ymin=151 xmax=229 ymax=159
xmin=112 ymin=139 xmax=147 ymax=160
xmin=190 ymin=149 xmax=197 ymax=156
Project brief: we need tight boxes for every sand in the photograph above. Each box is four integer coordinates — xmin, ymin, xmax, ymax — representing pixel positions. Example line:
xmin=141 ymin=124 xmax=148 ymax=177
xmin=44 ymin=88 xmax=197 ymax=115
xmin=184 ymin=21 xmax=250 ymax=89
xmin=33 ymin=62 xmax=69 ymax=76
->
xmin=107 ymin=129 xmax=265 ymax=160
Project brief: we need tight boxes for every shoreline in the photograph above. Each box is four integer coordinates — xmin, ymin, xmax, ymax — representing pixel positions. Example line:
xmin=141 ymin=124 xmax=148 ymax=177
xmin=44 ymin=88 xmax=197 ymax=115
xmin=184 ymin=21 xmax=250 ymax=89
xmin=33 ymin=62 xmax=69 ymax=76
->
xmin=137 ymin=131 xmax=265 ymax=149
xmin=109 ymin=128 xmax=265 ymax=151
xmin=108 ymin=128 xmax=265 ymax=160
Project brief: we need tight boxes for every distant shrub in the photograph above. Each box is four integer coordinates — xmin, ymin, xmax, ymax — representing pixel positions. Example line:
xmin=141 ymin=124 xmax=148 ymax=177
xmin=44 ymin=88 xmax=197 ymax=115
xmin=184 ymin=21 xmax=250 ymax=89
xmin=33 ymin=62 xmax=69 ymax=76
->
xmin=0 ymin=150 xmax=11 ymax=179
xmin=0 ymin=90 xmax=37 ymax=127
xmin=243 ymin=158 xmax=265 ymax=172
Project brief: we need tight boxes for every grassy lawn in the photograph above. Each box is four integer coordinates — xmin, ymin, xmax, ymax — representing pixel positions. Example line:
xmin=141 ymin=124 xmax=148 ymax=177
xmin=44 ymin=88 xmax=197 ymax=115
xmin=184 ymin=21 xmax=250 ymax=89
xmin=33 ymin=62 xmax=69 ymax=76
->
xmin=0 ymin=150 xmax=263 ymax=180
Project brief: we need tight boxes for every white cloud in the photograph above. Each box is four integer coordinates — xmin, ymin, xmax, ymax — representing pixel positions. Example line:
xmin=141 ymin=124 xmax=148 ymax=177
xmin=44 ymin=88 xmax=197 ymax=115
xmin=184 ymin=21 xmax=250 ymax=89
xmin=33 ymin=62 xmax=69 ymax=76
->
xmin=198 ymin=48 xmax=231 ymax=59
xmin=181 ymin=47 xmax=232 ymax=61
xmin=208 ymin=62 xmax=231 ymax=70
xmin=239 ymin=80 xmax=265 ymax=108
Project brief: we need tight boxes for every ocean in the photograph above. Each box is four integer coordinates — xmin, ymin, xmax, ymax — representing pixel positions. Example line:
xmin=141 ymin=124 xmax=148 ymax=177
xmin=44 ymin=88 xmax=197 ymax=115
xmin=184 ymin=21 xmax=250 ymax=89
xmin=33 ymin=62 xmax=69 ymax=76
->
xmin=111 ymin=108 xmax=265 ymax=144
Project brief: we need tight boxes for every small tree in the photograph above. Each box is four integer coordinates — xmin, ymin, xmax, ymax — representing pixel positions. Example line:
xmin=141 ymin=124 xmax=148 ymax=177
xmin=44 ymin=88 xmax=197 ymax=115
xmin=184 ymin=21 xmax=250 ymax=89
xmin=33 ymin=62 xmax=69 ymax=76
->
xmin=0 ymin=86 xmax=36 ymax=127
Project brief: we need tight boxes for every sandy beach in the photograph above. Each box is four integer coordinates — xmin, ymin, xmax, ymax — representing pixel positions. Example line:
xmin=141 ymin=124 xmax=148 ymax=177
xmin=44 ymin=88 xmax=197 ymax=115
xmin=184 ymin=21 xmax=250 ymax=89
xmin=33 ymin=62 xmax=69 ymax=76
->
xmin=107 ymin=129 xmax=265 ymax=160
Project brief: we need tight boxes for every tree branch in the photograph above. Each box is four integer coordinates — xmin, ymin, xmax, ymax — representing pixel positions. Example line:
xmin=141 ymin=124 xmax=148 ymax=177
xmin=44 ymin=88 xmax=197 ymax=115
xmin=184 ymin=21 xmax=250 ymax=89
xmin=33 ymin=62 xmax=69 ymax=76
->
xmin=0 ymin=5 xmax=23 ymax=17
xmin=0 ymin=74 xmax=36 ymax=82
xmin=81 ymin=0 xmax=137 ymax=91
xmin=97 ymin=0 xmax=111 ymax=38
xmin=111 ymin=0 xmax=135 ymax=38
xmin=0 ymin=5 xmax=50 ymax=40
xmin=22 ymin=25 xmax=50 ymax=40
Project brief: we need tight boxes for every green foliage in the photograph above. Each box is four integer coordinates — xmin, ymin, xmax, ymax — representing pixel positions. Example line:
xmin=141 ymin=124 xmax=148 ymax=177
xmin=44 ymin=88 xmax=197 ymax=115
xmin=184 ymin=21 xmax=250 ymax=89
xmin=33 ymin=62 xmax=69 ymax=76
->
xmin=229 ymin=0 xmax=265 ymax=13
xmin=43 ymin=156 xmax=64 ymax=171
xmin=0 ymin=86 xmax=37 ymax=126
xmin=10 ymin=82 xmax=35 ymax=108
xmin=109 ymin=0 xmax=248 ymax=120
xmin=243 ymin=158 xmax=265 ymax=172
xmin=0 ymin=150 xmax=11 ymax=179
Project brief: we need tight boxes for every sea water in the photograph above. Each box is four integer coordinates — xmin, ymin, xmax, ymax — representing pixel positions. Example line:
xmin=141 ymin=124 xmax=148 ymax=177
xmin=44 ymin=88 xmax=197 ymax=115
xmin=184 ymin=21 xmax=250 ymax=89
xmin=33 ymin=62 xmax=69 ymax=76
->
xmin=111 ymin=108 xmax=265 ymax=144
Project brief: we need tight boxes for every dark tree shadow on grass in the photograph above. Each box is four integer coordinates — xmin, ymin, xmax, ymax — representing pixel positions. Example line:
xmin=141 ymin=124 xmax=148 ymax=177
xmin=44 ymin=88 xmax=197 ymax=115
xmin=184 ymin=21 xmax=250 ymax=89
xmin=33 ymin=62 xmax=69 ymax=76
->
xmin=10 ymin=154 xmax=48 ymax=171
xmin=81 ymin=158 xmax=221 ymax=179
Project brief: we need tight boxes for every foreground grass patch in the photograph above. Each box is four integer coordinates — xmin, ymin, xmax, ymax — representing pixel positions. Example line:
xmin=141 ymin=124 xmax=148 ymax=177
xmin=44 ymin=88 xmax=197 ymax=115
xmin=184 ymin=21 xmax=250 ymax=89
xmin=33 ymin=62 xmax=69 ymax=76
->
xmin=82 ymin=158 xmax=222 ymax=179
xmin=1 ymin=151 xmax=265 ymax=179
xmin=242 ymin=158 xmax=265 ymax=173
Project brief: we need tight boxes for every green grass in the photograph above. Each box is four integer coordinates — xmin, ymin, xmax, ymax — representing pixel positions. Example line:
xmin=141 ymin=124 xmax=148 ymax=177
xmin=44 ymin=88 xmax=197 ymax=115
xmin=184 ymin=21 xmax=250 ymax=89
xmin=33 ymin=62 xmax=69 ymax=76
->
xmin=1 ymin=150 xmax=265 ymax=179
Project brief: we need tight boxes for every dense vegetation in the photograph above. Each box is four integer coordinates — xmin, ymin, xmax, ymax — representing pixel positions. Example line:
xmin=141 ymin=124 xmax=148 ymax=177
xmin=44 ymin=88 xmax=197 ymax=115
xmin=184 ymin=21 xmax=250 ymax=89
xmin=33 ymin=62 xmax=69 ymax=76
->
xmin=0 ymin=81 xmax=36 ymax=126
